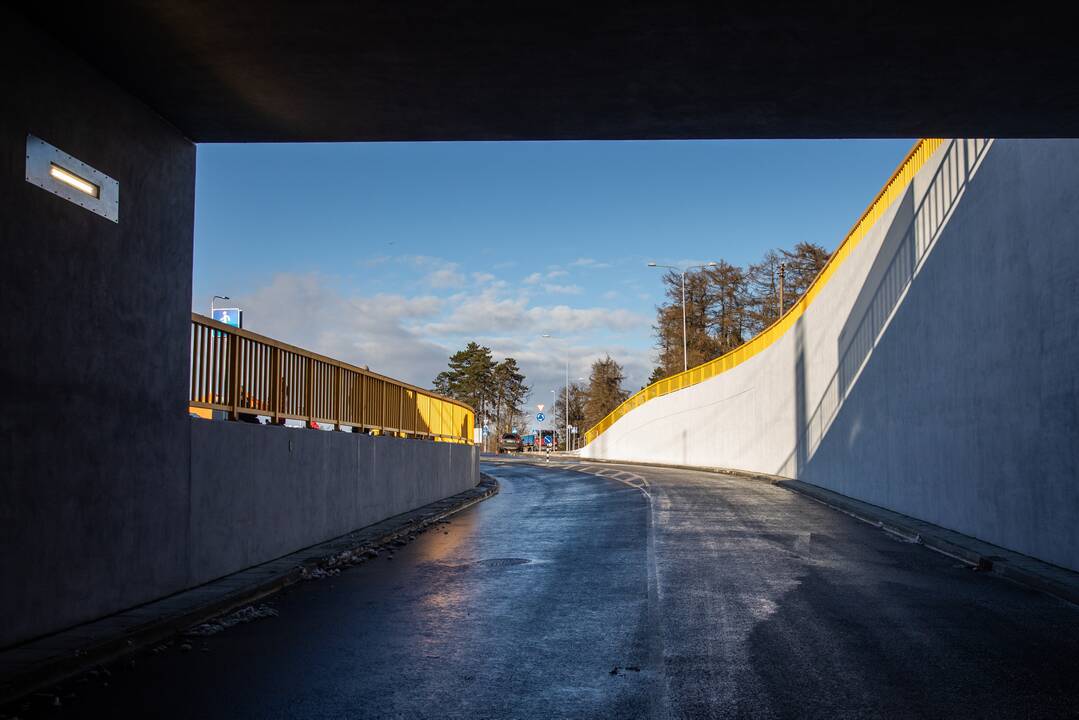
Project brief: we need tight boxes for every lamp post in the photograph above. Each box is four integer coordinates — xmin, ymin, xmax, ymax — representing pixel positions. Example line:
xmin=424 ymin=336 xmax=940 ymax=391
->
xmin=540 ymin=334 xmax=569 ymax=452
xmin=647 ymin=262 xmax=718 ymax=372
xmin=211 ymin=295 xmax=230 ymax=314
xmin=576 ymin=377 xmax=586 ymax=450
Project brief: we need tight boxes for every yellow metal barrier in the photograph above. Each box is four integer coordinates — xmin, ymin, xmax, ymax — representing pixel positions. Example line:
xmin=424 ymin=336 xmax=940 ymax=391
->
xmin=189 ymin=313 xmax=475 ymax=443
xmin=584 ymin=138 xmax=945 ymax=445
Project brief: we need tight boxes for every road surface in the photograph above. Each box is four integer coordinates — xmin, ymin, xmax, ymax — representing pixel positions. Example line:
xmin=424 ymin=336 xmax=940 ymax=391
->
xmin=17 ymin=459 xmax=1079 ymax=719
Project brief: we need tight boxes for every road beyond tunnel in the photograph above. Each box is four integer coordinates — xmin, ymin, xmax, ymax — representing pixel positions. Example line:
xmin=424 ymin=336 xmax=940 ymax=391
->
xmin=24 ymin=460 xmax=1079 ymax=719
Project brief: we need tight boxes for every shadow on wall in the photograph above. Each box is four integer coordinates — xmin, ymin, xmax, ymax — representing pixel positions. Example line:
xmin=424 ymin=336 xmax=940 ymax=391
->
xmin=794 ymin=317 xmax=806 ymax=477
xmin=778 ymin=139 xmax=993 ymax=478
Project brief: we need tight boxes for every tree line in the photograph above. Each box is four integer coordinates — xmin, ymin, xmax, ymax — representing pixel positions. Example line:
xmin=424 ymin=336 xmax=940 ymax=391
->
xmin=649 ymin=242 xmax=829 ymax=383
xmin=431 ymin=343 xmax=629 ymax=448
xmin=432 ymin=342 xmax=531 ymax=440
xmin=431 ymin=242 xmax=828 ymax=445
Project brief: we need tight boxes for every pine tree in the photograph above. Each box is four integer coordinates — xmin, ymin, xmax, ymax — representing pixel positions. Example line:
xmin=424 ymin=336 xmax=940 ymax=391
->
xmin=553 ymin=382 xmax=588 ymax=445
xmin=745 ymin=249 xmax=784 ymax=336
xmin=650 ymin=244 xmax=827 ymax=380
xmin=491 ymin=358 xmax=530 ymax=436
xmin=703 ymin=260 xmax=748 ymax=355
xmin=584 ymin=355 xmax=629 ymax=431
xmin=780 ymin=241 xmax=830 ymax=302
xmin=432 ymin=342 xmax=496 ymax=423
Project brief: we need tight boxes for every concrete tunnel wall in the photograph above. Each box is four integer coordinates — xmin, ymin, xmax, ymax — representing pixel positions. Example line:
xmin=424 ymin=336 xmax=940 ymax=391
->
xmin=0 ymin=10 xmax=480 ymax=649
xmin=189 ymin=422 xmax=479 ymax=587
xmin=582 ymin=139 xmax=1079 ymax=572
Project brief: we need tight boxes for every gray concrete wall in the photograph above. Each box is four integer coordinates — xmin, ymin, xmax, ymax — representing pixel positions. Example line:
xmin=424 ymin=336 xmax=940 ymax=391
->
xmin=0 ymin=10 xmax=196 ymax=647
xmin=0 ymin=10 xmax=480 ymax=648
xmin=583 ymin=139 xmax=1079 ymax=572
xmin=189 ymin=422 xmax=479 ymax=586
xmin=804 ymin=140 xmax=1079 ymax=572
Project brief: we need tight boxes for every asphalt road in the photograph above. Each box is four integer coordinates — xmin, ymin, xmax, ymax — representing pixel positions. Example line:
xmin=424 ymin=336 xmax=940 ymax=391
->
xmin=16 ymin=459 xmax=1079 ymax=719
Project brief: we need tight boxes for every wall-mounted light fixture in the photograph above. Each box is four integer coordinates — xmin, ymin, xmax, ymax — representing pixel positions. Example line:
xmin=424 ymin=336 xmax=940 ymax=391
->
xmin=48 ymin=163 xmax=100 ymax=198
xmin=25 ymin=134 xmax=118 ymax=222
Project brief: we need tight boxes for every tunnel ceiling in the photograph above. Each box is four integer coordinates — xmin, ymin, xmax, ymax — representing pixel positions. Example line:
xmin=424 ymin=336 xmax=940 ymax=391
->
xmin=19 ymin=2 xmax=1079 ymax=141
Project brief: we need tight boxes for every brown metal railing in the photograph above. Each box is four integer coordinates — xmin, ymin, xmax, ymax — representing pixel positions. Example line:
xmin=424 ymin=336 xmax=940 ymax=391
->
xmin=189 ymin=313 xmax=474 ymax=442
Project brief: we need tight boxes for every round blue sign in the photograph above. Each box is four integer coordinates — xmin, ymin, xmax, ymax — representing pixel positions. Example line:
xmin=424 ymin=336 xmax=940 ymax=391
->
xmin=536 ymin=412 xmax=545 ymax=422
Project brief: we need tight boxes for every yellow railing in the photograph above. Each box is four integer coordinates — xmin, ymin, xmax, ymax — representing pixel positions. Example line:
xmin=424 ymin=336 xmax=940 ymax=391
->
xmin=584 ymin=138 xmax=945 ymax=445
xmin=189 ymin=313 xmax=475 ymax=443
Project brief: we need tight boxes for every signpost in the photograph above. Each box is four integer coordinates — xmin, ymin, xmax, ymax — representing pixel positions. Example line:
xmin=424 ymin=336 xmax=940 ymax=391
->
xmin=536 ymin=412 xmax=545 ymax=423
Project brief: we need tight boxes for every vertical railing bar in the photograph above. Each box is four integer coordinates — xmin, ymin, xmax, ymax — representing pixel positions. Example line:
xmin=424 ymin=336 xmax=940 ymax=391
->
xmin=305 ymin=356 xmax=313 ymax=426
xmin=360 ymin=373 xmax=367 ymax=429
xmin=191 ymin=324 xmax=200 ymax=403
xmin=229 ymin=334 xmax=239 ymax=420
xmin=205 ymin=325 xmax=211 ymax=403
xmin=334 ymin=365 xmax=341 ymax=430
xmin=271 ymin=345 xmax=280 ymax=424
xmin=190 ymin=324 xmax=197 ymax=403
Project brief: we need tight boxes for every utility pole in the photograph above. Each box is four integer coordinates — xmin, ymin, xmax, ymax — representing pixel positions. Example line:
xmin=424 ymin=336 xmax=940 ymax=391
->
xmin=680 ymin=271 xmax=688 ymax=373
xmin=778 ymin=262 xmax=786 ymax=316
xmin=541 ymin=334 xmax=570 ymax=451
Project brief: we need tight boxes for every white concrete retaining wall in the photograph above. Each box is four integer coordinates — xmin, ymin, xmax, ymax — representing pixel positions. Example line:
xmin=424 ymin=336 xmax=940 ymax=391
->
xmin=582 ymin=140 xmax=1079 ymax=572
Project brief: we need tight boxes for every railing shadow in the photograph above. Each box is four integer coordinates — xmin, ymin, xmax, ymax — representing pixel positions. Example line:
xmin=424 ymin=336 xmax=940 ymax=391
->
xmin=778 ymin=138 xmax=993 ymax=478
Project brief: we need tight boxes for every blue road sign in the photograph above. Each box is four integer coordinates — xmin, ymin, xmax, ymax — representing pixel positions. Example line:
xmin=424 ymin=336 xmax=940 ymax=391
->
xmin=536 ymin=412 xmax=545 ymax=422
xmin=212 ymin=308 xmax=242 ymax=329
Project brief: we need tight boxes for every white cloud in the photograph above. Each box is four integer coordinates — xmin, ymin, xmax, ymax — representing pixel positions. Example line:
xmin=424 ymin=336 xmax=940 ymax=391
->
xmin=424 ymin=263 xmax=466 ymax=289
xmin=543 ymin=283 xmax=583 ymax=295
xmin=546 ymin=269 xmax=569 ymax=279
xmin=226 ymin=271 xmax=653 ymax=414
xmin=235 ymin=273 xmax=447 ymax=387
xmin=523 ymin=272 xmax=543 ymax=285
xmin=570 ymin=257 xmax=612 ymax=269
xmin=421 ymin=287 xmax=646 ymax=337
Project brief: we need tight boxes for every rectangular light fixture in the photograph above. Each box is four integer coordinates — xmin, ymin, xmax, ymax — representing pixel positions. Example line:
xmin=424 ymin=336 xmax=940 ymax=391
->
xmin=25 ymin=134 xmax=119 ymax=222
xmin=49 ymin=163 xmax=100 ymax=198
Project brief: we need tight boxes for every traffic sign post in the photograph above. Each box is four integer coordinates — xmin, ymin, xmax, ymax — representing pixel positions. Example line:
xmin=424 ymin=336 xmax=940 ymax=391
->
xmin=536 ymin=412 xmax=545 ymax=423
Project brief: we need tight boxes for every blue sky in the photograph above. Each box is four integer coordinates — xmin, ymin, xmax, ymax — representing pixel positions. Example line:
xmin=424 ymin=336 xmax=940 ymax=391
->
xmin=193 ymin=139 xmax=914 ymax=420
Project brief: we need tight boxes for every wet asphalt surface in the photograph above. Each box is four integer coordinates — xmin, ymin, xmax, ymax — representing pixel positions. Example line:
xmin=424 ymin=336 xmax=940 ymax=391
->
xmin=9 ymin=458 xmax=1079 ymax=719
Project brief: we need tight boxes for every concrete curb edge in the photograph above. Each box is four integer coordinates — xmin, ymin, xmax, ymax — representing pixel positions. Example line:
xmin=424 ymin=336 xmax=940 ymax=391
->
xmin=775 ymin=478 xmax=1079 ymax=607
xmin=0 ymin=474 xmax=500 ymax=706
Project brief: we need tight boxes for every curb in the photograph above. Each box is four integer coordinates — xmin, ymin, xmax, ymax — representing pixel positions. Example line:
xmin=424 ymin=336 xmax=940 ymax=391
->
xmin=777 ymin=479 xmax=1079 ymax=607
xmin=0 ymin=474 xmax=499 ymax=707
xmin=545 ymin=456 xmax=1079 ymax=607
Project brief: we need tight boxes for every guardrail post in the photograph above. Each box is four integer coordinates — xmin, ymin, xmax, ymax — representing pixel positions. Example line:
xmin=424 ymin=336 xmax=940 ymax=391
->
xmin=305 ymin=356 xmax=314 ymax=428
xmin=360 ymin=373 xmax=366 ymax=432
xmin=334 ymin=365 xmax=341 ymax=431
xmin=271 ymin=345 xmax=280 ymax=425
xmin=228 ymin=334 xmax=239 ymax=421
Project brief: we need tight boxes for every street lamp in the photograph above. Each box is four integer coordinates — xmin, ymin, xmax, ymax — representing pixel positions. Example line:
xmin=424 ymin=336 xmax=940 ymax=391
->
xmin=647 ymin=261 xmax=718 ymax=372
xmin=575 ymin=377 xmax=586 ymax=449
xmin=211 ymin=295 xmax=230 ymax=313
xmin=540 ymin=333 xmax=570 ymax=452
